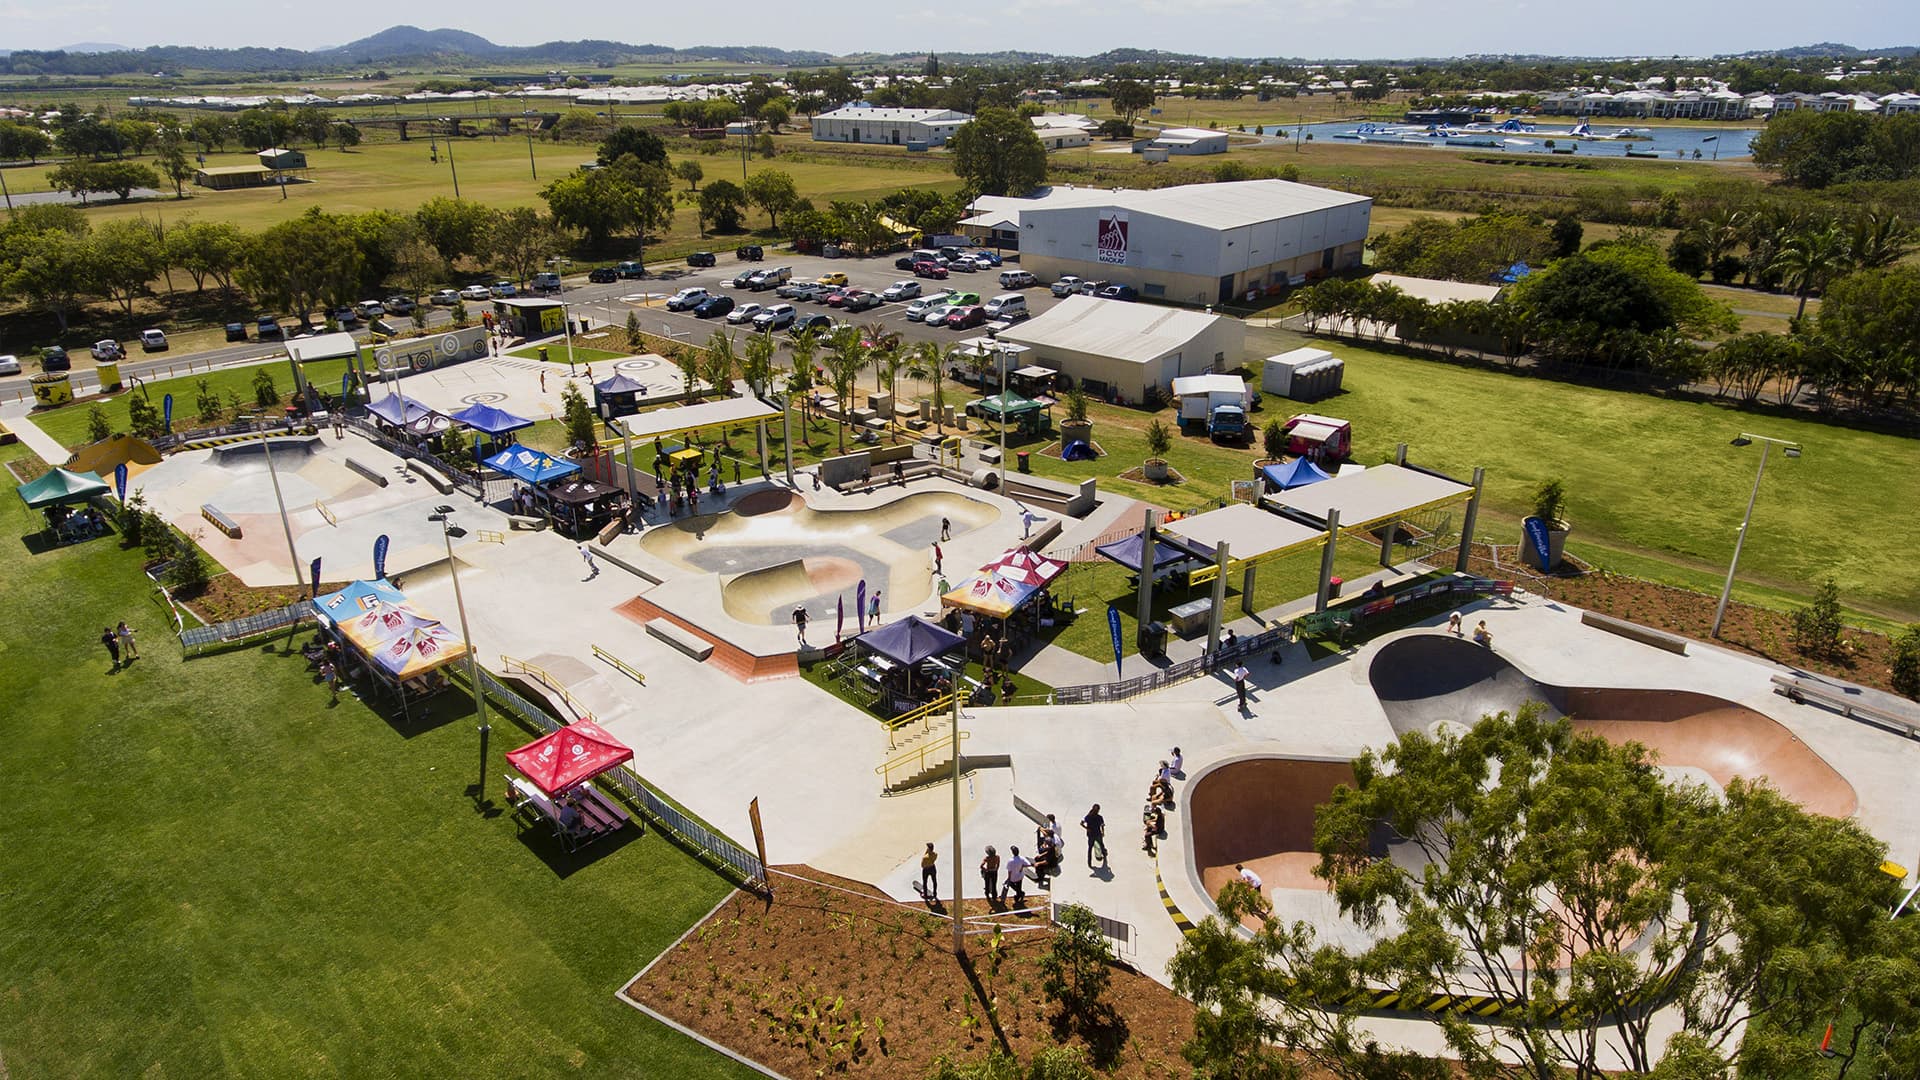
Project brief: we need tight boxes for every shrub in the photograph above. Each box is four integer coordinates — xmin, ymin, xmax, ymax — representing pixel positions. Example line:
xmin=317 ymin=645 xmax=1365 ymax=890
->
xmin=164 ymin=533 xmax=210 ymax=591
xmin=251 ymin=368 xmax=280 ymax=407
xmin=626 ymin=310 xmax=644 ymax=351
xmin=1263 ymin=418 xmax=1286 ymax=460
xmin=1144 ymin=418 xmax=1172 ymax=460
xmin=1063 ymin=387 xmax=1088 ymax=425
xmin=126 ymin=394 xmax=164 ymax=438
xmin=1530 ymin=478 xmax=1567 ymax=528
xmin=560 ymin=380 xmax=597 ymax=449
xmin=194 ymin=377 xmax=223 ymax=423
xmin=1038 ymin=904 xmax=1114 ymax=1030
xmin=1790 ymin=577 xmax=1846 ymax=658
xmin=1889 ymin=625 xmax=1919 ymax=699
xmin=87 ymin=404 xmax=112 ymax=443
xmin=451 ymin=299 xmax=469 ymax=326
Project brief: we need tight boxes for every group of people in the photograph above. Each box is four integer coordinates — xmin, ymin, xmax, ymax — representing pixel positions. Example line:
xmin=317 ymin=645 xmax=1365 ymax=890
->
xmin=1446 ymin=611 xmax=1494 ymax=647
xmin=1142 ymin=749 xmax=1183 ymax=855
xmin=98 ymin=621 xmax=139 ymax=670
xmin=50 ymin=505 xmax=108 ymax=544
xmin=652 ymin=440 xmax=736 ymax=519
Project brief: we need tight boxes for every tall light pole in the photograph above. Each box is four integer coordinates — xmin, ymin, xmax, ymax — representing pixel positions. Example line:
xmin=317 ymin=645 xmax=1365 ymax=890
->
xmin=996 ymin=344 xmax=1010 ymax=492
xmin=430 ymin=503 xmax=488 ymax=740
xmin=1712 ymin=433 xmax=1801 ymax=638
xmin=949 ymin=661 xmax=965 ymax=957
xmin=443 ymin=124 xmax=461 ymax=198
xmin=527 ymin=130 xmax=538 ymax=180
xmin=245 ymin=414 xmax=306 ymax=595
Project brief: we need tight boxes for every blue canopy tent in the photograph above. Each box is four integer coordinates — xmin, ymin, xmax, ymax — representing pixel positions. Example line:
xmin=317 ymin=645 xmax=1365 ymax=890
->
xmin=482 ymin=446 xmax=582 ymax=486
xmin=450 ymin=402 xmax=533 ymax=437
xmin=313 ymin=578 xmax=409 ymax=624
xmin=1260 ymin=457 xmax=1333 ymax=491
xmin=592 ymin=373 xmax=648 ymax=419
xmin=364 ymin=394 xmax=440 ymax=428
xmin=1094 ymin=531 xmax=1205 ymax=573
xmin=858 ymin=614 xmax=965 ymax=666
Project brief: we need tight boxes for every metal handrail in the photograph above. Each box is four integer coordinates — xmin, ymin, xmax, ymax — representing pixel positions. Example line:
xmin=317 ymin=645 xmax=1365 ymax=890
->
xmin=498 ymin=653 xmax=596 ymax=723
xmin=875 ymin=730 xmax=969 ymax=789
xmin=591 ymin=643 xmax=646 ymax=686
xmin=314 ymin=499 xmax=338 ymax=526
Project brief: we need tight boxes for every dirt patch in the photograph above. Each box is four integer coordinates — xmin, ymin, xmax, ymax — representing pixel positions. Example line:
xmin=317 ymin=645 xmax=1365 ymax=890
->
xmin=176 ymin=572 xmax=350 ymax=624
xmin=626 ymin=867 xmax=1196 ymax=1077
xmin=1461 ymin=544 xmax=1909 ymax=697
xmin=1116 ymin=466 xmax=1186 ymax=486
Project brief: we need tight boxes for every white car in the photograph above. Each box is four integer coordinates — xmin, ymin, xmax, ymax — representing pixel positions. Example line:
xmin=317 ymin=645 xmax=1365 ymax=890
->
xmin=430 ymin=289 xmax=459 ymax=306
xmin=1050 ymin=276 xmax=1084 ymax=298
xmin=881 ymin=281 xmax=922 ymax=302
xmin=0 ymin=354 xmax=20 ymax=375
xmin=459 ymin=284 xmax=493 ymax=301
xmin=665 ymin=288 xmax=710 ymax=312
xmin=905 ymin=294 xmax=951 ymax=320
xmin=752 ymin=304 xmax=797 ymax=331
xmin=727 ymin=303 xmax=763 ymax=325
xmin=921 ymin=304 xmax=963 ymax=326
xmin=140 ymin=328 xmax=169 ymax=351
xmin=356 ymin=300 xmax=385 ymax=319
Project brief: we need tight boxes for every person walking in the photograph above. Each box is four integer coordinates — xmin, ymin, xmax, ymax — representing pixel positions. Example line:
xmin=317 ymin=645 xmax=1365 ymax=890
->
xmin=579 ymin=543 xmax=599 ymax=579
xmin=793 ymin=605 xmax=810 ymax=644
xmin=116 ymin=621 xmax=138 ymax=660
xmin=980 ymin=845 xmax=1001 ymax=905
xmin=940 ymin=517 xmax=952 ymax=541
xmin=919 ymin=842 xmax=938 ymax=901
xmin=101 ymin=626 xmax=121 ymax=671
xmin=1002 ymin=845 xmax=1029 ymax=908
xmin=1232 ymin=663 xmax=1251 ymax=712
xmin=1081 ymin=804 xmax=1106 ymax=868
xmin=868 ymin=590 xmax=882 ymax=629
xmin=932 ymin=542 xmax=943 ymax=575
xmin=539 ymin=370 xmax=547 ymax=393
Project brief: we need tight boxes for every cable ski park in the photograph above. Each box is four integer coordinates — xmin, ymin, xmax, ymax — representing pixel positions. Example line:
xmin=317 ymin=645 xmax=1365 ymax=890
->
xmin=3 ymin=19 xmax=1920 ymax=1080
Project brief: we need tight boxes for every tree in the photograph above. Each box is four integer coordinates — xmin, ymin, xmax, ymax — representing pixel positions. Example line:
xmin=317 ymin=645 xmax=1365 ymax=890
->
xmin=1791 ymin=577 xmax=1846 ymax=658
xmin=1038 ymin=903 xmax=1121 ymax=1055
xmin=167 ymin=219 xmax=246 ymax=294
xmin=949 ymin=108 xmax=1048 ymax=198
xmin=822 ymin=325 xmax=868 ymax=453
xmin=543 ymin=166 xmax=644 ymax=247
xmin=559 ymin=380 xmax=597 ymax=449
xmin=392 ymin=236 xmax=448 ymax=302
xmin=85 ymin=219 xmax=167 ymax=318
xmin=699 ymin=179 xmax=749 ymax=233
xmin=0 ymin=121 xmax=52 ymax=162
xmin=1770 ymin=225 xmax=1851 ymax=320
xmin=675 ymin=344 xmax=702 ymax=400
xmin=596 ymin=125 xmax=667 ymax=169
xmin=1262 ymin=418 xmax=1286 ymax=460
xmin=1509 ymin=247 xmax=1735 ymax=370
xmin=155 ymin=132 xmax=193 ymax=198
xmin=1108 ymin=79 xmax=1154 ymax=127
xmin=1550 ymin=215 xmax=1584 ymax=258
xmin=674 ymin=159 xmax=703 ymax=191
xmin=1144 ymin=418 xmax=1171 ymax=460
xmin=702 ymin=331 xmax=738 ymax=407
xmin=331 ymin=123 xmax=362 ymax=152
xmin=487 ymin=207 xmax=562 ymax=287
xmin=86 ymin=404 xmax=113 ymax=443
xmin=740 ymin=331 xmax=777 ymax=398
xmin=1814 ymin=266 xmax=1920 ymax=406
xmin=759 ymin=99 xmax=791 ymax=133
xmin=743 ymin=170 xmax=800 ymax=232
xmin=2 ymin=222 xmax=92 ymax=331
xmin=1370 ymin=212 xmax=1553 ymax=283
xmin=1892 ymin=625 xmax=1920 ymax=700
xmin=415 ymin=197 xmax=496 ymax=265
xmin=1751 ymin=110 xmax=1919 ymax=188
xmin=239 ymin=208 xmax=365 ymax=327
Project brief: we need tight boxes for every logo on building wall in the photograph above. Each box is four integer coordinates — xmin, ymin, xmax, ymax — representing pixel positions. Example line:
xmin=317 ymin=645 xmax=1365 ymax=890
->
xmin=1096 ymin=210 xmax=1129 ymax=265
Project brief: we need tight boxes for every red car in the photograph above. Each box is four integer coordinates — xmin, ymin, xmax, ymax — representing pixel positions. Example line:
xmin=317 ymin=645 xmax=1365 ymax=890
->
xmin=944 ymin=304 xmax=988 ymax=329
xmin=826 ymin=288 xmax=861 ymax=308
xmin=914 ymin=260 xmax=950 ymax=280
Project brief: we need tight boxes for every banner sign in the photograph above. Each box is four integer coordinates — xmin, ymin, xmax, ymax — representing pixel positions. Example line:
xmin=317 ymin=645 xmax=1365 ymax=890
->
xmin=113 ymin=463 xmax=128 ymax=502
xmin=1107 ymin=605 xmax=1124 ymax=677
xmin=310 ymin=557 xmax=323 ymax=596
xmin=1522 ymin=516 xmax=1553 ymax=569
xmin=373 ymin=534 xmax=390 ymax=579
xmin=162 ymin=393 xmax=173 ymax=434
xmin=1096 ymin=210 xmax=1129 ymax=265
xmin=855 ymin=579 xmax=867 ymax=631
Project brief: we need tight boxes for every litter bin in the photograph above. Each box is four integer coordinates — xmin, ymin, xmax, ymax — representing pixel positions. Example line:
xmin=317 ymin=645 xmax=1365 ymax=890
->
xmin=1017 ymin=450 xmax=1030 ymax=473
xmin=1328 ymin=576 xmax=1344 ymax=598
xmin=537 ymin=346 xmax=549 ymax=363
xmin=1142 ymin=621 xmax=1169 ymax=659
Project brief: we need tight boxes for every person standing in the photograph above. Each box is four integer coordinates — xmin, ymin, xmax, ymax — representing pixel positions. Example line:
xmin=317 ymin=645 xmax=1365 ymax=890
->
xmin=116 ymin=621 xmax=138 ymax=660
xmin=793 ymin=605 xmax=810 ymax=644
xmin=320 ymin=660 xmax=339 ymax=703
xmin=579 ymin=543 xmax=598 ymax=578
xmin=1232 ymin=663 xmax=1251 ymax=712
xmin=932 ymin=542 xmax=943 ymax=575
xmin=1081 ymin=804 xmax=1106 ymax=868
xmin=919 ymin=842 xmax=938 ymax=900
xmin=940 ymin=516 xmax=952 ymax=541
xmin=868 ymin=590 xmax=882 ymax=629
xmin=980 ymin=845 xmax=1001 ymax=905
xmin=1002 ymin=845 xmax=1029 ymax=907
xmin=539 ymin=370 xmax=547 ymax=394
xmin=979 ymin=633 xmax=997 ymax=675
xmin=101 ymin=627 xmax=121 ymax=671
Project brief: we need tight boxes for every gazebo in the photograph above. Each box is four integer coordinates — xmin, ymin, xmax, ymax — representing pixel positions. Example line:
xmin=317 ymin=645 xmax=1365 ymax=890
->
xmin=1260 ymin=457 xmax=1333 ymax=491
xmin=504 ymin=719 xmax=637 ymax=850
xmin=544 ymin=478 xmax=626 ymax=539
xmin=16 ymin=467 xmax=111 ymax=541
xmin=592 ymin=373 xmax=648 ymax=419
xmin=856 ymin=614 xmax=966 ymax=714
xmin=968 ymin=392 xmax=1050 ymax=436
xmin=451 ymin=402 xmax=533 ymax=458
xmin=310 ymin=579 xmax=469 ymax=719
xmin=941 ymin=547 xmax=1066 ymax=664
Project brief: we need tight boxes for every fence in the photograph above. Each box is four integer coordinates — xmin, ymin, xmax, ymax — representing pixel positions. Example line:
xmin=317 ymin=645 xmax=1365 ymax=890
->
xmin=342 ymin=415 xmax=485 ymax=498
xmin=1052 ymin=626 xmax=1290 ymax=705
xmin=475 ymin=667 xmax=767 ymax=892
xmin=179 ymin=602 xmax=313 ymax=651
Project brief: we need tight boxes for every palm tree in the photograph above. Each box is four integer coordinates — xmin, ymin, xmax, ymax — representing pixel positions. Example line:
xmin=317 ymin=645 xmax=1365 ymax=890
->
xmin=1770 ymin=225 xmax=1850 ymax=320
xmin=913 ymin=340 xmax=948 ymax=433
xmin=740 ymin=331 xmax=776 ymax=399
xmin=1848 ymin=210 xmax=1913 ymax=271
xmin=861 ymin=320 xmax=902 ymax=390
xmin=675 ymin=344 xmax=702 ymax=401
xmin=702 ymin=331 xmax=738 ymax=446
xmin=788 ymin=326 xmax=820 ymax=431
xmin=823 ymin=324 xmax=867 ymax=454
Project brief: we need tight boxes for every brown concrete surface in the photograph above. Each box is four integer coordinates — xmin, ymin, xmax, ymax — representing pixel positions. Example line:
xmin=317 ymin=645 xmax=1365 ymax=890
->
xmin=1188 ymin=757 xmax=1361 ymax=898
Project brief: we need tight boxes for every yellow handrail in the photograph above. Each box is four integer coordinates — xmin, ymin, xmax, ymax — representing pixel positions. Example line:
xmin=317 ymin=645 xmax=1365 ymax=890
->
xmin=875 ymin=730 xmax=969 ymax=790
xmin=886 ymin=692 xmax=957 ymax=732
xmin=314 ymin=499 xmax=337 ymax=527
xmin=591 ymin=643 xmax=646 ymax=686
xmin=498 ymin=653 xmax=596 ymax=723
xmin=475 ymin=529 xmax=506 ymax=544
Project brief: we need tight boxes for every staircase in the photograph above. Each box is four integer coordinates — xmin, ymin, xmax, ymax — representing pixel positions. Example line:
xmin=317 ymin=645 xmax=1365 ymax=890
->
xmin=876 ymin=726 xmax=969 ymax=793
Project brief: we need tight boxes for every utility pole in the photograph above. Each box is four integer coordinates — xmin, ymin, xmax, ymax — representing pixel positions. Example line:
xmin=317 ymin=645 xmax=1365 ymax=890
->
xmin=527 ymin=132 xmax=538 ymax=181
xmin=950 ymin=675 xmax=965 ymax=957
xmin=444 ymin=125 xmax=461 ymax=198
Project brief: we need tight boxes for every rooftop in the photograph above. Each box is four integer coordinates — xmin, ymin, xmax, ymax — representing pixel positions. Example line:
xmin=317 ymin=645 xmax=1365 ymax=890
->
xmin=998 ymin=295 xmax=1230 ymax=365
xmin=1371 ymin=274 xmax=1504 ymax=305
xmin=994 ymin=179 xmax=1370 ymax=232
xmin=815 ymin=106 xmax=970 ymax=123
xmin=1265 ymin=463 xmax=1472 ymax=531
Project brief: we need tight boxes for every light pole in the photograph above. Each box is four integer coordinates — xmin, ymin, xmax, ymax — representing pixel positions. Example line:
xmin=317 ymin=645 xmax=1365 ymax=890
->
xmin=996 ymin=344 xmax=1010 ymax=492
xmin=246 ymin=413 xmax=306 ymax=595
xmin=444 ymin=125 xmax=461 ymax=198
xmin=1712 ymin=433 xmax=1801 ymax=638
xmin=429 ymin=504 xmax=489 ymax=745
xmin=526 ymin=130 xmax=538 ymax=180
xmin=949 ymin=659 xmax=965 ymax=957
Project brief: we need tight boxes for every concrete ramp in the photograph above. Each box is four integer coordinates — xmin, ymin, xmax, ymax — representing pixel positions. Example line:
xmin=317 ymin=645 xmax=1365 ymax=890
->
xmin=1187 ymin=756 xmax=1371 ymax=898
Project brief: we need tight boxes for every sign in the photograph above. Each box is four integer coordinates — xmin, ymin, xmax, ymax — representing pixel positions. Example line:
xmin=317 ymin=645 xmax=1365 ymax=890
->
xmin=373 ymin=534 xmax=390 ymax=579
xmin=162 ymin=393 xmax=173 ymax=434
xmin=341 ymin=371 xmax=354 ymax=400
xmin=1522 ymin=516 xmax=1554 ymax=569
xmin=1096 ymin=210 xmax=1129 ymax=265
xmin=379 ymin=328 xmax=490 ymax=376
xmin=539 ymin=307 xmax=566 ymax=335
xmin=855 ymin=579 xmax=867 ymax=631
xmin=310 ymin=557 xmax=323 ymax=597
xmin=747 ymin=797 xmax=770 ymax=891
xmin=113 ymin=463 xmax=128 ymax=502
xmin=1107 ymin=605 xmax=1124 ymax=677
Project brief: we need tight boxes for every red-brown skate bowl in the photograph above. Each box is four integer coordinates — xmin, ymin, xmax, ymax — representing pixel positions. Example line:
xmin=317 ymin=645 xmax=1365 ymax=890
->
xmin=1187 ymin=756 xmax=1370 ymax=902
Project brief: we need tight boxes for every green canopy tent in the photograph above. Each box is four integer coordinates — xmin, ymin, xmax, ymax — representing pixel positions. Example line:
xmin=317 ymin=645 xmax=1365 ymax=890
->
xmin=16 ymin=467 xmax=110 ymax=509
xmin=968 ymin=392 xmax=1050 ymax=436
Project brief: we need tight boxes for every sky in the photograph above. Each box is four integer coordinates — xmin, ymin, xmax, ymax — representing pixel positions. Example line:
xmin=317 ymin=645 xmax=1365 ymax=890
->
xmin=3 ymin=0 xmax=1917 ymax=61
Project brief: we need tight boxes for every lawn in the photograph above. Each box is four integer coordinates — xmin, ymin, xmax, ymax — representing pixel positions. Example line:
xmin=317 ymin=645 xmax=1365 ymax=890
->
xmin=28 ymin=354 xmax=362 ymax=450
xmin=0 ymin=442 xmax=753 ymax=1078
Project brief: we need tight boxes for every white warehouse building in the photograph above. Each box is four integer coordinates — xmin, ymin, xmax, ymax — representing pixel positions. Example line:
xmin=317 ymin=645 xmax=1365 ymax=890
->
xmin=1008 ymin=179 xmax=1372 ymax=307
xmin=810 ymin=106 xmax=972 ymax=147
xmin=1148 ymin=126 xmax=1229 ymax=155
xmin=997 ymin=295 xmax=1245 ymax=405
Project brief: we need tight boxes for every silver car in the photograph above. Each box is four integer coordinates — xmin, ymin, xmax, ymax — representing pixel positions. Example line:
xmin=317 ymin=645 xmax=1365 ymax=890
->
xmin=921 ymin=304 xmax=963 ymax=326
xmin=727 ymin=303 xmax=764 ymax=325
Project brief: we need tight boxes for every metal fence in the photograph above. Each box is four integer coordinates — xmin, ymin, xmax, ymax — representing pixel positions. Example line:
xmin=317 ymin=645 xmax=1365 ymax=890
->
xmin=475 ymin=668 xmax=767 ymax=892
xmin=179 ymin=603 xmax=312 ymax=651
xmin=1052 ymin=626 xmax=1290 ymax=705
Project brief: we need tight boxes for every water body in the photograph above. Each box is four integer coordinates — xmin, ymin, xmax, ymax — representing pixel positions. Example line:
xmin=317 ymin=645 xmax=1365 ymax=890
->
xmin=1296 ymin=121 xmax=1761 ymax=161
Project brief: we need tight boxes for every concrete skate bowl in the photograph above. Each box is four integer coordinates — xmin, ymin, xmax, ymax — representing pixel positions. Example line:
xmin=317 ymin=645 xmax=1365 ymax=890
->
xmin=1186 ymin=755 xmax=1385 ymax=908
xmin=209 ymin=436 xmax=322 ymax=466
xmin=1368 ymin=634 xmax=1857 ymax=819
xmin=639 ymin=490 xmax=1000 ymax=625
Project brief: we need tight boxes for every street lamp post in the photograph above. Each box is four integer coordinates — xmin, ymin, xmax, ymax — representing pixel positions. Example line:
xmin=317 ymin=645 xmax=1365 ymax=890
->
xmin=1712 ymin=433 xmax=1802 ymax=638
xmin=949 ymin=660 xmax=965 ymax=957
xmin=247 ymin=414 xmax=306 ymax=595
xmin=443 ymin=122 xmax=461 ymax=198
xmin=430 ymin=504 xmax=488 ymax=753
xmin=996 ymin=344 xmax=1010 ymax=492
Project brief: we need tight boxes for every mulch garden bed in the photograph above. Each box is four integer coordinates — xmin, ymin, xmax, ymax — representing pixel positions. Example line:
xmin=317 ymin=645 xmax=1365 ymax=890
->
xmin=626 ymin=866 xmax=1197 ymax=1078
xmin=173 ymin=572 xmax=351 ymax=625
xmin=1461 ymin=544 xmax=1908 ymax=697
xmin=1116 ymin=466 xmax=1186 ymax=486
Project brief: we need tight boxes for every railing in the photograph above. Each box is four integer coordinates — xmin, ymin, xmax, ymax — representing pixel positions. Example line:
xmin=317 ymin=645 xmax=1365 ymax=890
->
xmin=474 ymin=667 xmax=766 ymax=891
xmin=498 ymin=653 xmax=596 ymax=723
xmin=886 ymin=691 xmax=956 ymax=737
xmin=876 ymin=730 xmax=969 ymax=791
xmin=591 ymin=644 xmax=646 ymax=686
xmin=179 ymin=602 xmax=313 ymax=652
xmin=314 ymin=499 xmax=338 ymax=526
xmin=475 ymin=529 xmax=506 ymax=544
xmin=1294 ymin=577 xmax=1514 ymax=644
xmin=1052 ymin=626 xmax=1289 ymax=705
xmin=342 ymin=414 xmax=484 ymax=497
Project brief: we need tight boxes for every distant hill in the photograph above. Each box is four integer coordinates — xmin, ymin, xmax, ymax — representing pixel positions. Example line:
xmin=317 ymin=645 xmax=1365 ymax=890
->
xmin=1740 ymin=42 xmax=1919 ymax=59
xmin=319 ymin=26 xmax=506 ymax=62
xmin=60 ymin=42 xmax=130 ymax=54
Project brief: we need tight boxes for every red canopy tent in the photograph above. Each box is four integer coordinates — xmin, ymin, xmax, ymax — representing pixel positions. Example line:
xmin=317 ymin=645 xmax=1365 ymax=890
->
xmin=505 ymin=720 xmax=634 ymax=795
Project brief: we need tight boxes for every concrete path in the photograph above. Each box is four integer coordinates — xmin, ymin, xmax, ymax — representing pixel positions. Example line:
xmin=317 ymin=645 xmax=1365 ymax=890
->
xmin=3 ymin=411 xmax=73 ymax=466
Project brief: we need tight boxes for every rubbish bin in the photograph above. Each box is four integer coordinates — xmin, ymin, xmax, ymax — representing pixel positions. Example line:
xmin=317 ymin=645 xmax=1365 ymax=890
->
xmin=537 ymin=346 xmax=549 ymax=363
xmin=1328 ymin=576 xmax=1344 ymax=598
xmin=1142 ymin=621 xmax=1169 ymax=659
xmin=1017 ymin=450 xmax=1030 ymax=473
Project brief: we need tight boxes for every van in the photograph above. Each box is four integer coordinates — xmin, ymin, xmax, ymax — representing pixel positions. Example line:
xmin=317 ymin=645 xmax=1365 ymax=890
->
xmin=531 ymin=272 xmax=562 ymax=293
xmin=998 ymin=270 xmax=1036 ymax=289
xmin=984 ymin=294 xmax=1029 ymax=320
xmin=906 ymin=293 xmax=951 ymax=319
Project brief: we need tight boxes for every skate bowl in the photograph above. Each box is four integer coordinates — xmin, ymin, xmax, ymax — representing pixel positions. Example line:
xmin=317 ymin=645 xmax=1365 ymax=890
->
xmin=1185 ymin=754 xmax=1385 ymax=902
xmin=640 ymin=490 xmax=1000 ymax=625
xmin=210 ymin=436 xmax=322 ymax=465
xmin=1368 ymin=634 xmax=1856 ymax=818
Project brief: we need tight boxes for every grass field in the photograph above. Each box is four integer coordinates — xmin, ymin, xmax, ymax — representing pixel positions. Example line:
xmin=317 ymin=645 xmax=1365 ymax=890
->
xmin=0 ymin=440 xmax=752 ymax=1078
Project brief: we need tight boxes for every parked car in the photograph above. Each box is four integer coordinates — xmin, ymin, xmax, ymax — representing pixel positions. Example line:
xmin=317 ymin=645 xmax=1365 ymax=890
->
xmin=727 ymin=303 xmax=764 ymax=325
xmin=944 ymin=305 xmax=988 ymax=329
xmin=225 ymin=322 xmax=249 ymax=341
xmin=616 ymin=261 xmax=646 ymax=279
xmin=946 ymin=256 xmax=978 ymax=273
xmin=894 ymin=254 xmax=920 ymax=271
xmin=945 ymin=291 xmax=982 ymax=307
xmin=735 ymin=244 xmax=764 ymax=261
xmin=970 ymin=250 xmax=1004 ymax=267
xmin=531 ymin=273 xmax=562 ymax=294
xmin=490 ymin=281 xmax=518 ymax=298
xmin=937 ymin=246 xmax=967 ymax=263
xmin=881 ymin=280 xmax=922 ymax=302
xmin=459 ymin=284 xmax=493 ymax=301
xmin=430 ymin=288 xmax=460 ymax=305
xmin=749 ymin=267 xmax=792 ymax=290
xmin=666 ymin=287 xmax=711 ymax=312
xmin=815 ymin=272 xmax=848 ymax=287
xmin=905 ymin=294 xmax=952 ymax=320
xmin=1076 ymin=279 xmax=1109 ymax=296
xmin=999 ymin=270 xmax=1037 ymax=289
xmin=1050 ymin=276 xmax=1084 ymax=298
xmin=40 ymin=345 xmax=71 ymax=371
xmin=913 ymin=260 xmax=949 ymax=280
xmin=752 ymin=304 xmax=797 ymax=331
xmin=140 ymin=328 xmax=169 ymax=352
xmin=790 ymin=313 xmax=834 ymax=337
xmin=257 ymin=316 xmax=286 ymax=340
xmin=1097 ymin=284 xmax=1139 ymax=302
xmin=587 ymin=267 xmax=619 ymax=283
xmin=687 ymin=251 xmax=717 ymax=268
xmin=824 ymin=288 xmax=855 ymax=308
xmin=845 ymin=291 xmax=884 ymax=313
xmin=91 ymin=339 xmax=124 ymax=361
xmin=329 ymin=307 xmax=361 ymax=327
xmin=0 ymin=354 xmax=20 ymax=375
xmin=984 ymin=294 xmax=1029 ymax=320
xmin=385 ymin=296 xmax=419 ymax=314
xmin=921 ymin=304 xmax=963 ymax=326
xmin=731 ymin=269 xmax=760 ymax=289
xmin=693 ymin=295 xmax=735 ymax=319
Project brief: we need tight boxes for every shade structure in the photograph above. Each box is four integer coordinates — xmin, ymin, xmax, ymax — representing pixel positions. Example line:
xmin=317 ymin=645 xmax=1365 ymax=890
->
xmin=364 ymin=394 xmax=439 ymax=428
xmin=339 ymin=604 xmax=468 ymax=680
xmin=313 ymin=579 xmax=407 ymax=624
xmin=15 ymin=468 xmax=110 ymax=509
xmin=68 ymin=433 xmax=162 ymax=475
xmin=545 ymin=479 xmax=622 ymax=506
xmin=506 ymin=720 xmax=635 ymax=796
xmin=1260 ymin=457 xmax=1333 ymax=491
xmin=594 ymin=373 xmax=646 ymax=395
xmin=1095 ymin=531 xmax=1207 ymax=573
xmin=979 ymin=547 xmax=1066 ymax=587
xmin=942 ymin=548 xmax=1066 ymax=617
xmin=971 ymin=392 xmax=1046 ymax=421
xmin=482 ymin=446 xmax=581 ymax=485
xmin=858 ymin=614 xmax=965 ymax=666
xmin=450 ymin=402 xmax=533 ymax=436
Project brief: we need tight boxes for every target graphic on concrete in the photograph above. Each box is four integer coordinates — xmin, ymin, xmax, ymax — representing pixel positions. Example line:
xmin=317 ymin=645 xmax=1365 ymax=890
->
xmin=460 ymin=392 xmax=508 ymax=405
xmin=614 ymin=357 xmax=662 ymax=373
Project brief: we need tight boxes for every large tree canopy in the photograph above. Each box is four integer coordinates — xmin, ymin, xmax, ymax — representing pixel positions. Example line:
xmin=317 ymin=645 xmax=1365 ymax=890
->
xmin=596 ymin=125 xmax=667 ymax=169
xmin=949 ymin=107 xmax=1047 ymax=198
